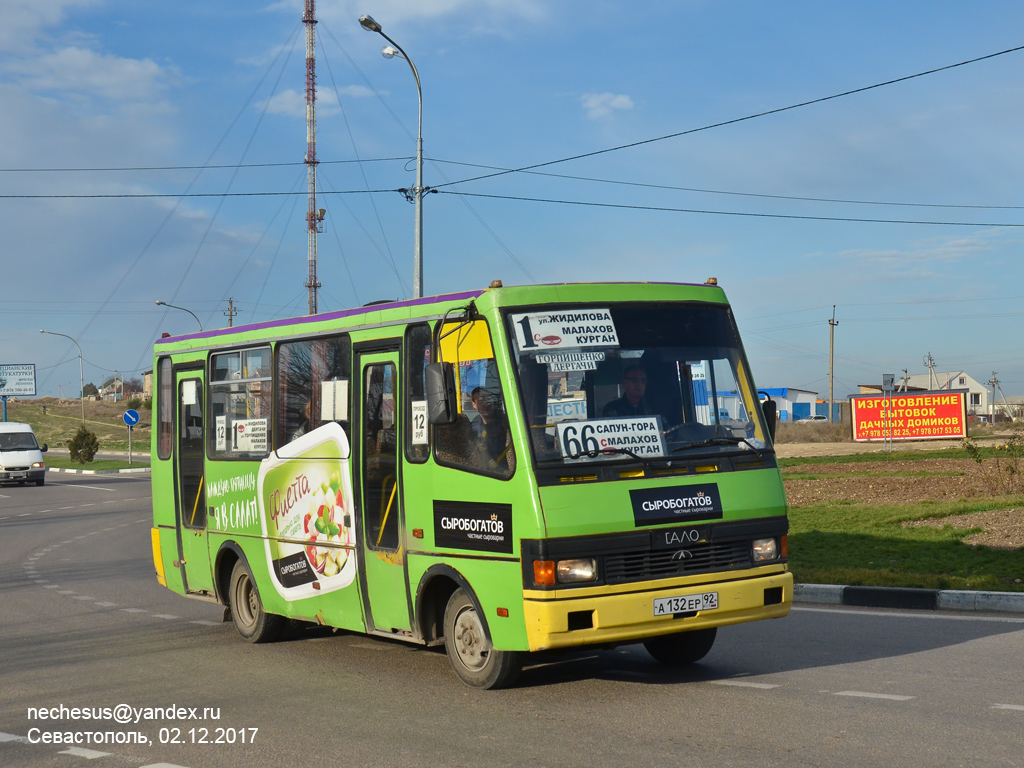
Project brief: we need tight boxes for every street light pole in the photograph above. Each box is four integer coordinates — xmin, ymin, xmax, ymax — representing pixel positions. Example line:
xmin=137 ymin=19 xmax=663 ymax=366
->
xmin=40 ymin=330 xmax=85 ymax=422
xmin=155 ymin=300 xmax=203 ymax=331
xmin=359 ymin=14 xmax=424 ymax=298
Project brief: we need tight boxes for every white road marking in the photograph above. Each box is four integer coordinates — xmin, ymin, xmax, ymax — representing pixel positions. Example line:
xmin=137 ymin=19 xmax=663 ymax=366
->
xmin=58 ymin=746 xmax=111 ymax=759
xmin=57 ymin=590 xmax=75 ymax=595
xmin=191 ymin=620 xmax=221 ymax=626
xmin=0 ymin=731 xmax=27 ymax=742
xmin=18 ymin=512 xmax=33 ymax=517
xmin=95 ymin=602 xmax=118 ymax=607
xmin=794 ymin=606 xmax=1024 ymax=625
xmin=153 ymin=614 xmax=180 ymax=620
xmin=712 ymin=680 xmax=780 ymax=689
xmin=835 ymin=691 xmax=915 ymax=701
xmin=44 ymin=585 xmax=60 ymax=589
xmin=992 ymin=704 xmax=1024 ymax=711
xmin=120 ymin=608 xmax=146 ymax=614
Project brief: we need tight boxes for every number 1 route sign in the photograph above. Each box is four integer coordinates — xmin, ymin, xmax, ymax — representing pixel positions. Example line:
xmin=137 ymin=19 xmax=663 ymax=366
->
xmin=123 ymin=409 xmax=140 ymax=427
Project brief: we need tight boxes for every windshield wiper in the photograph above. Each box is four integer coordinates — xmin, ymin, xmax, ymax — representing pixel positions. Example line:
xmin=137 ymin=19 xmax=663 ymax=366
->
xmin=670 ymin=436 xmax=763 ymax=458
xmin=564 ymin=446 xmax=659 ymax=468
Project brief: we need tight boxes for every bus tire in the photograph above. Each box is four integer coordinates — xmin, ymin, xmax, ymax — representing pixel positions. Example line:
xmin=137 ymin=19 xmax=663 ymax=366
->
xmin=228 ymin=560 xmax=284 ymax=644
xmin=443 ymin=588 xmax=521 ymax=690
xmin=643 ymin=627 xmax=717 ymax=666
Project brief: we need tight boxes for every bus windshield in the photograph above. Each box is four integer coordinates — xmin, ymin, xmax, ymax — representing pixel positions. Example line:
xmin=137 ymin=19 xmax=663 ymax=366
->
xmin=507 ymin=302 xmax=771 ymax=465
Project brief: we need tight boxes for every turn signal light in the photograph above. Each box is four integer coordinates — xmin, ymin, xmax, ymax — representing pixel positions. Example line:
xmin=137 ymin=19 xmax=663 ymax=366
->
xmin=533 ymin=560 xmax=556 ymax=586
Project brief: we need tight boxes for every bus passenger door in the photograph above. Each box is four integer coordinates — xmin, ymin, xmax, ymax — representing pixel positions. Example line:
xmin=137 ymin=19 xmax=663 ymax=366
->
xmin=355 ymin=350 xmax=411 ymax=633
xmin=174 ymin=369 xmax=214 ymax=593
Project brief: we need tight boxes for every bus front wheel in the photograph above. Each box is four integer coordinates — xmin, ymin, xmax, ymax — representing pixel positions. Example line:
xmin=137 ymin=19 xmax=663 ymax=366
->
xmin=443 ymin=588 xmax=521 ymax=690
xmin=228 ymin=560 xmax=284 ymax=644
xmin=643 ymin=627 xmax=717 ymax=666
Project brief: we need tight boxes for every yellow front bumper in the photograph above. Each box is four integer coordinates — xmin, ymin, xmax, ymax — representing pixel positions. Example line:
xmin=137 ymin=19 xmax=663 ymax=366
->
xmin=522 ymin=567 xmax=792 ymax=651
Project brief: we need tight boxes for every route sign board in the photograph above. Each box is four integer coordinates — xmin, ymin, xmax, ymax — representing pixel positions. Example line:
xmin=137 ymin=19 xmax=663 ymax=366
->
xmin=123 ymin=409 xmax=140 ymax=427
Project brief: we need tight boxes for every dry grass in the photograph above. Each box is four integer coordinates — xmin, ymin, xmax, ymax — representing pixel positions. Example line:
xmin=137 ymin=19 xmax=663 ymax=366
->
xmin=5 ymin=397 xmax=151 ymax=452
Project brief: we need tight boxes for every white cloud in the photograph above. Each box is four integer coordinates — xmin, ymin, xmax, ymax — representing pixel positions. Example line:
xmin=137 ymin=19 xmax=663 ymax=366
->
xmin=260 ymin=85 xmax=371 ymax=118
xmin=580 ymin=92 xmax=634 ymax=120
xmin=0 ymin=0 xmax=98 ymax=52
xmin=6 ymin=46 xmax=181 ymax=101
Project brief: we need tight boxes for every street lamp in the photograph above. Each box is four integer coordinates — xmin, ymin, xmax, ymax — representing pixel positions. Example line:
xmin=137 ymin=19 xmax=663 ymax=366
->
xmin=359 ymin=14 xmax=425 ymax=299
xmin=155 ymin=300 xmax=203 ymax=331
xmin=40 ymin=330 xmax=85 ymax=422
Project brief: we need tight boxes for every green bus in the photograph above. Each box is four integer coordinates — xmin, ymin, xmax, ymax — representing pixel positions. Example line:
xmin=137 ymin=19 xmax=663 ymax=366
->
xmin=151 ymin=280 xmax=791 ymax=688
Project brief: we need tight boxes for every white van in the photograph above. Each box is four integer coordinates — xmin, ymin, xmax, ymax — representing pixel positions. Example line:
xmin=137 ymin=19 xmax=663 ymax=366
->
xmin=0 ymin=422 xmax=48 ymax=486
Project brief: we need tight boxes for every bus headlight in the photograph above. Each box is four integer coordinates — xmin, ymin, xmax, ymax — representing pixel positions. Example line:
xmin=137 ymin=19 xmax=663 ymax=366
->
xmin=752 ymin=537 xmax=778 ymax=563
xmin=556 ymin=558 xmax=597 ymax=583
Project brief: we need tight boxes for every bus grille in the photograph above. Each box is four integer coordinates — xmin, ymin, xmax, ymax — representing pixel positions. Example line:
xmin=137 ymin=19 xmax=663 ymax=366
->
xmin=603 ymin=541 xmax=751 ymax=584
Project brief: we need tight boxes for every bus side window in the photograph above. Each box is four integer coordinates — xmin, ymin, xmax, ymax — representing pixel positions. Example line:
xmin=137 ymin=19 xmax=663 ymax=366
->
xmin=432 ymin=319 xmax=515 ymax=480
xmin=275 ymin=334 xmax=351 ymax=449
xmin=404 ymin=323 xmax=431 ymax=463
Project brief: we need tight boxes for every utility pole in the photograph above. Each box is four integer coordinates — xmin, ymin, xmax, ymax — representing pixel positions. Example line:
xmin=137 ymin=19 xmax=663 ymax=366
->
xmin=224 ymin=298 xmax=238 ymax=328
xmin=828 ymin=306 xmax=838 ymax=423
xmin=304 ymin=0 xmax=324 ymax=315
xmin=924 ymin=352 xmax=938 ymax=390
xmin=900 ymin=369 xmax=909 ymax=392
xmin=987 ymin=372 xmax=998 ymax=421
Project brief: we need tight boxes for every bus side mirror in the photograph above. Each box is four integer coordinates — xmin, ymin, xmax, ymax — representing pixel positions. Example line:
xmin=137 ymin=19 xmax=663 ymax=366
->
xmin=425 ymin=362 xmax=458 ymax=424
xmin=760 ymin=397 xmax=778 ymax=440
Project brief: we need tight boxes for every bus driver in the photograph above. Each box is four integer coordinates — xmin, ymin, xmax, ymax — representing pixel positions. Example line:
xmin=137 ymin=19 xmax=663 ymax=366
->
xmin=602 ymin=364 xmax=653 ymax=418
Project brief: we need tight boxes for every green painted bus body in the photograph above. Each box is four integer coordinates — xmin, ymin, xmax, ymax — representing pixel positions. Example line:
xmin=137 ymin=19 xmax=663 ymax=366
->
xmin=151 ymin=282 xmax=790 ymax=664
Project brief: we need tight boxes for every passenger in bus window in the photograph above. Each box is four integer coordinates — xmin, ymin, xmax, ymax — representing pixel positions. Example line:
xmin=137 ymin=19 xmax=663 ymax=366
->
xmin=471 ymin=387 xmax=508 ymax=460
xmin=290 ymin=399 xmax=312 ymax=442
xmin=602 ymin=364 xmax=653 ymax=418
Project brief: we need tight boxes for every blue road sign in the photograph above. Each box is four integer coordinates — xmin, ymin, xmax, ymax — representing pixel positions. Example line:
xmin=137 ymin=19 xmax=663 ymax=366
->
xmin=123 ymin=409 xmax=140 ymax=427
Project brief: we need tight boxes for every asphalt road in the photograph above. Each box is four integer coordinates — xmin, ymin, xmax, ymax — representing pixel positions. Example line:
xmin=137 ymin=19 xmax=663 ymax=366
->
xmin=1 ymin=475 xmax=1023 ymax=768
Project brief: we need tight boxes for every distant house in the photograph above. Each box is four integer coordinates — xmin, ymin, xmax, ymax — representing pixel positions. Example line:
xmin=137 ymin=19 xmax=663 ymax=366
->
xmin=99 ymin=376 xmax=124 ymax=401
xmin=755 ymin=387 xmax=819 ymax=423
xmin=902 ymin=371 xmax=988 ymax=414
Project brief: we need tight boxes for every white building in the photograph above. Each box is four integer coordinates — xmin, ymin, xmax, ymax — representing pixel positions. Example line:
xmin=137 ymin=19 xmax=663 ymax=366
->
xmin=902 ymin=371 xmax=987 ymax=415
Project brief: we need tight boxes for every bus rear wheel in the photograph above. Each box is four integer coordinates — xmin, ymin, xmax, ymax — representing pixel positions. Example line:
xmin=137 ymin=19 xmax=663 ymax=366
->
xmin=228 ymin=560 xmax=284 ymax=644
xmin=643 ymin=627 xmax=717 ymax=666
xmin=443 ymin=588 xmax=521 ymax=690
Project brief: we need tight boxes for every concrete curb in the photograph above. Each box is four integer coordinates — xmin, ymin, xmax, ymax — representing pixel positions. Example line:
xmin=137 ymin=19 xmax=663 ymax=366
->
xmin=794 ymin=583 xmax=1024 ymax=616
xmin=47 ymin=467 xmax=150 ymax=476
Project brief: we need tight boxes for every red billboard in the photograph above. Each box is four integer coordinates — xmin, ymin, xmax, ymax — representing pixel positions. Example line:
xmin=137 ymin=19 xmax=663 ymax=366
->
xmin=850 ymin=391 xmax=967 ymax=442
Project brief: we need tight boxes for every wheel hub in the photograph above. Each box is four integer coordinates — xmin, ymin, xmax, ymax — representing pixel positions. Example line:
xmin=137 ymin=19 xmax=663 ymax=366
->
xmin=453 ymin=608 xmax=487 ymax=670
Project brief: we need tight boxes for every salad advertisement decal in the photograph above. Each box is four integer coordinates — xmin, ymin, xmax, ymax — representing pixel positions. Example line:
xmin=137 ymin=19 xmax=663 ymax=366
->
xmin=257 ymin=422 xmax=356 ymax=599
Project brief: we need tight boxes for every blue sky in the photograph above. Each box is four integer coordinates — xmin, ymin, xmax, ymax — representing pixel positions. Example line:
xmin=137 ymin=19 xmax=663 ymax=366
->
xmin=3 ymin=0 xmax=1024 ymax=402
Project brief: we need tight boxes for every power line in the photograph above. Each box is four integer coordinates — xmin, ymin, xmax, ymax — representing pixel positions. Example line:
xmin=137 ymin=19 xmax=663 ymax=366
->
xmin=425 ymin=158 xmax=1024 ymax=211
xmin=0 ymin=189 xmax=394 ymax=199
xmin=435 ymin=190 xmax=1024 ymax=227
xmin=431 ymin=42 xmax=1024 ymax=190
xmin=0 ymin=157 xmax=410 ymax=173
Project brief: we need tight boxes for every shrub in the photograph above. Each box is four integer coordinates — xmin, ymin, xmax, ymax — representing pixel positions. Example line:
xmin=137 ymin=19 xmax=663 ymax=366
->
xmin=127 ymin=397 xmax=143 ymax=410
xmin=68 ymin=425 xmax=100 ymax=464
